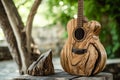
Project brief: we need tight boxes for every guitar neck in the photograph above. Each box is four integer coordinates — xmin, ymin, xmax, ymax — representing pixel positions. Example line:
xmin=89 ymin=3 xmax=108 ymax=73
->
xmin=77 ymin=0 xmax=83 ymax=27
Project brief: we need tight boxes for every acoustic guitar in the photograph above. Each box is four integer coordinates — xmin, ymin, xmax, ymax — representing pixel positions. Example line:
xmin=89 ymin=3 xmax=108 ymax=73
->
xmin=60 ymin=0 xmax=107 ymax=76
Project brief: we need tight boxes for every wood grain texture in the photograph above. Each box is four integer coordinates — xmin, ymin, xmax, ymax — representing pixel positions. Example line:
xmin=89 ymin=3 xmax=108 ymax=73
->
xmin=27 ymin=49 xmax=54 ymax=76
xmin=60 ymin=19 xmax=107 ymax=76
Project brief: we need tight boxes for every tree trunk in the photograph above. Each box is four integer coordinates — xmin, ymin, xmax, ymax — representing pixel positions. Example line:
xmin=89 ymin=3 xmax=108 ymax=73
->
xmin=1 ymin=0 xmax=32 ymax=74
xmin=0 ymin=0 xmax=54 ymax=76
xmin=0 ymin=0 xmax=22 ymax=73
xmin=0 ymin=0 xmax=40 ymax=74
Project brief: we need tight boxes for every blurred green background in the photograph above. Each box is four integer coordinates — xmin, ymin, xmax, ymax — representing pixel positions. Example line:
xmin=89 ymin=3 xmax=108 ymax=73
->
xmin=0 ymin=0 xmax=120 ymax=58
xmin=44 ymin=0 xmax=120 ymax=58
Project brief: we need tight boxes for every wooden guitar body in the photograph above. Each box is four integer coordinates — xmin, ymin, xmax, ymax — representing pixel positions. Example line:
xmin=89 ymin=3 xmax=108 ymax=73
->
xmin=60 ymin=19 xmax=107 ymax=76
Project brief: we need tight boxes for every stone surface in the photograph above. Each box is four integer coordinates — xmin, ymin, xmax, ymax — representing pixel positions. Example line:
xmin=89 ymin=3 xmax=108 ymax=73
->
xmin=12 ymin=70 xmax=113 ymax=80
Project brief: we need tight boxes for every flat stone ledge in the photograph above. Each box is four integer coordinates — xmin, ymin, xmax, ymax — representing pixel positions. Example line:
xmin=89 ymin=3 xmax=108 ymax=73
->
xmin=11 ymin=70 xmax=113 ymax=80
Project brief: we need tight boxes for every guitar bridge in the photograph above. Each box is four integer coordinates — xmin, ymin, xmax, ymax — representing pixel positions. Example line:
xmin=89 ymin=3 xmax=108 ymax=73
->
xmin=72 ymin=48 xmax=87 ymax=54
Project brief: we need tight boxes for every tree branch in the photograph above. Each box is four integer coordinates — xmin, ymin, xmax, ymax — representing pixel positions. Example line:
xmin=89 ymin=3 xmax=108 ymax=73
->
xmin=26 ymin=0 xmax=42 ymax=54
xmin=1 ymin=0 xmax=31 ymax=74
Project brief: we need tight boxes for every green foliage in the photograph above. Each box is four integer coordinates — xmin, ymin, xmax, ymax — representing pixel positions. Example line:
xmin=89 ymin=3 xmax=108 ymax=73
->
xmin=45 ymin=0 xmax=78 ymax=26
xmin=13 ymin=0 xmax=49 ymax=27
xmin=84 ymin=0 xmax=120 ymax=58
xmin=45 ymin=0 xmax=120 ymax=58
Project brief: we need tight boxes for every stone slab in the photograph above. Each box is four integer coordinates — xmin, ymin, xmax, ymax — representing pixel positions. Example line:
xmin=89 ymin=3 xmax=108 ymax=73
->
xmin=11 ymin=70 xmax=113 ymax=80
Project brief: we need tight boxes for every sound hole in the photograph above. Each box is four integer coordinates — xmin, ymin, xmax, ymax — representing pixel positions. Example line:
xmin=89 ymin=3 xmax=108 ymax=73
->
xmin=74 ymin=28 xmax=85 ymax=41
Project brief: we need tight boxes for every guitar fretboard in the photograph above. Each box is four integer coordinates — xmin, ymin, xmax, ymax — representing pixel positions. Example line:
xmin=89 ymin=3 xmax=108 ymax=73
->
xmin=77 ymin=0 xmax=83 ymax=27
